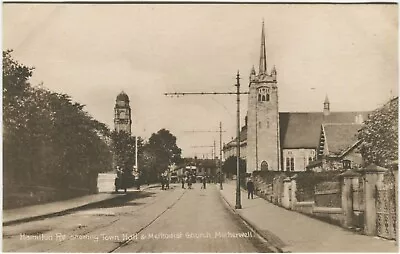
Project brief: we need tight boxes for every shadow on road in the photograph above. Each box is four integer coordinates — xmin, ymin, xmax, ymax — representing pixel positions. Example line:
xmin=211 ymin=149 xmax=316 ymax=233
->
xmin=81 ymin=191 xmax=157 ymax=210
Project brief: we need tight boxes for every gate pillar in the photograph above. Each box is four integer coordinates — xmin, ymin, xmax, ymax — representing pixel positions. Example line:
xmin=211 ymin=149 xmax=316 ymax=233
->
xmin=282 ymin=177 xmax=291 ymax=209
xmin=362 ymin=164 xmax=387 ymax=236
xmin=290 ymin=174 xmax=298 ymax=210
xmin=340 ymin=170 xmax=361 ymax=228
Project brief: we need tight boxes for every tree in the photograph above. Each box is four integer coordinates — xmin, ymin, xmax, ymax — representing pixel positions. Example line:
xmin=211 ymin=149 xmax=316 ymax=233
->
xmin=143 ymin=128 xmax=182 ymax=181
xmin=358 ymin=97 xmax=398 ymax=167
xmin=110 ymin=130 xmax=143 ymax=176
xmin=222 ymin=156 xmax=246 ymax=177
xmin=3 ymin=50 xmax=112 ymax=204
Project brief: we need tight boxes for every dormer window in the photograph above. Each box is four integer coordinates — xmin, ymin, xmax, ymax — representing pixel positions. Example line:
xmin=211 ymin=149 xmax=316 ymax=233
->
xmin=258 ymin=87 xmax=270 ymax=102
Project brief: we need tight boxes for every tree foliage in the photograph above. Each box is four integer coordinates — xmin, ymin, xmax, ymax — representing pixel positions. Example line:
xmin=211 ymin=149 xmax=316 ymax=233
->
xmin=141 ymin=129 xmax=182 ymax=181
xmin=3 ymin=50 xmax=112 ymax=197
xmin=110 ymin=130 xmax=144 ymax=176
xmin=222 ymin=156 xmax=246 ymax=176
xmin=358 ymin=98 xmax=398 ymax=167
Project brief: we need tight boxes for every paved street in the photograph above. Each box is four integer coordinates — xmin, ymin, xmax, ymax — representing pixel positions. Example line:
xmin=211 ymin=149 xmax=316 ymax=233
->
xmin=3 ymin=183 xmax=270 ymax=252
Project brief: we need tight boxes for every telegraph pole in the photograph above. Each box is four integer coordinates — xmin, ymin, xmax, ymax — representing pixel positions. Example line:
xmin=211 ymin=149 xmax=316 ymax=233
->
xmin=235 ymin=71 xmax=242 ymax=209
xmin=219 ymin=121 xmax=223 ymax=190
xmin=255 ymin=101 xmax=258 ymax=171
xmin=165 ymin=72 xmax=248 ymax=209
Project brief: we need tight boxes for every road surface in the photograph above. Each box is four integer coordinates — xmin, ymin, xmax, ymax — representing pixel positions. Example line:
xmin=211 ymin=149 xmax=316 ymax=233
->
xmin=3 ymin=183 xmax=271 ymax=252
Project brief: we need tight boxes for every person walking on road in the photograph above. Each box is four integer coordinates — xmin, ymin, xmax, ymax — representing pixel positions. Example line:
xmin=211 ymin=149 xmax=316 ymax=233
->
xmin=247 ymin=178 xmax=255 ymax=199
xmin=161 ymin=173 xmax=166 ymax=190
xmin=181 ymin=177 xmax=185 ymax=189
xmin=201 ymin=175 xmax=207 ymax=189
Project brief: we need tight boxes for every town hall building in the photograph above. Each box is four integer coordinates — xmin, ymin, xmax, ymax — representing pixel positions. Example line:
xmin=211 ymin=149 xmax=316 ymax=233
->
xmin=223 ymin=22 xmax=369 ymax=173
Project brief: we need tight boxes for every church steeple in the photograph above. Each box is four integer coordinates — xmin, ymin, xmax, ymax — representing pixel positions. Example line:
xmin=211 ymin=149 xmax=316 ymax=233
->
xmin=323 ymin=94 xmax=330 ymax=116
xmin=259 ymin=20 xmax=267 ymax=75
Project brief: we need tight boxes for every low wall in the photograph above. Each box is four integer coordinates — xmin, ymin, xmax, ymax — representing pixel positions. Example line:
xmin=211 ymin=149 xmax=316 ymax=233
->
xmin=293 ymin=201 xmax=314 ymax=215
xmin=312 ymin=206 xmax=344 ymax=226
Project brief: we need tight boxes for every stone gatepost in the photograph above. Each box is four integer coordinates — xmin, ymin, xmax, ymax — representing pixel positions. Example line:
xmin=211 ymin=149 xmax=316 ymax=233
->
xmin=282 ymin=177 xmax=291 ymax=209
xmin=340 ymin=170 xmax=361 ymax=228
xmin=290 ymin=174 xmax=298 ymax=210
xmin=361 ymin=164 xmax=388 ymax=236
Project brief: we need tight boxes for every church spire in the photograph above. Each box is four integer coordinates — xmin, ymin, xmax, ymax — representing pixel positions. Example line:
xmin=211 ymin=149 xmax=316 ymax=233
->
xmin=323 ymin=94 xmax=330 ymax=116
xmin=259 ymin=20 xmax=267 ymax=75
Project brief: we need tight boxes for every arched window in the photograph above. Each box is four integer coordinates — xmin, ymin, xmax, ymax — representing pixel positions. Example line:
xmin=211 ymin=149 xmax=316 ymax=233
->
xmin=258 ymin=87 xmax=270 ymax=102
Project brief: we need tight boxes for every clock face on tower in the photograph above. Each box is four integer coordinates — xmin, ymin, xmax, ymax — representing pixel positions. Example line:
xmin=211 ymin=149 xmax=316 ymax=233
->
xmin=119 ymin=110 xmax=126 ymax=119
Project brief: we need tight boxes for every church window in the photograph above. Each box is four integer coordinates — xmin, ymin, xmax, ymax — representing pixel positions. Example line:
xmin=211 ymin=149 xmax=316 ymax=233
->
xmin=290 ymin=158 xmax=295 ymax=171
xmin=285 ymin=156 xmax=295 ymax=171
xmin=266 ymin=121 xmax=270 ymax=128
xmin=259 ymin=121 xmax=262 ymax=129
xmin=286 ymin=158 xmax=290 ymax=171
xmin=258 ymin=87 xmax=270 ymax=102
xmin=343 ymin=160 xmax=351 ymax=169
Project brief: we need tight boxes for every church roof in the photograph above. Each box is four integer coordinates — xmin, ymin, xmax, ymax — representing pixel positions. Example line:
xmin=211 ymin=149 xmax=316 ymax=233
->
xmin=323 ymin=123 xmax=363 ymax=156
xmin=279 ymin=111 xmax=370 ymax=149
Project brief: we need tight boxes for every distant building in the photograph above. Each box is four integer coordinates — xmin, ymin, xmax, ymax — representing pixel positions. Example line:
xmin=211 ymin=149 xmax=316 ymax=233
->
xmin=114 ymin=91 xmax=132 ymax=134
xmin=223 ymin=22 xmax=370 ymax=173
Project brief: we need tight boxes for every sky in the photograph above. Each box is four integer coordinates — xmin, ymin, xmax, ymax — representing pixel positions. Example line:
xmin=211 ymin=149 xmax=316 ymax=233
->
xmin=3 ymin=4 xmax=398 ymax=158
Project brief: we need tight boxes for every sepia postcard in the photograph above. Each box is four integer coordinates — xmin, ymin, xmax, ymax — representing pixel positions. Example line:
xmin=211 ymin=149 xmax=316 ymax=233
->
xmin=2 ymin=2 xmax=399 ymax=253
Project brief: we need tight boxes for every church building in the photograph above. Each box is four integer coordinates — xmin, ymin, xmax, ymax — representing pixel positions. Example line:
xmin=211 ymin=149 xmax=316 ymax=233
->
xmin=223 ymin=22 xmax=369 ymax=173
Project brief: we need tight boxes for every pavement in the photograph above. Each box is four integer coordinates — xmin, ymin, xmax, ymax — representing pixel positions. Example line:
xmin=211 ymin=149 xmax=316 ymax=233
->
xmin=220 ymin=180 xmax=398 ymax=253
xmin=3 ymin=184 xmax=159 ymax=226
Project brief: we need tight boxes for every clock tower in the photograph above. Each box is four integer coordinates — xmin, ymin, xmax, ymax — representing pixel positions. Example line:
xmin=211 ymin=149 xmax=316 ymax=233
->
xmin=114 ymin=91 xmax=132 ymax=134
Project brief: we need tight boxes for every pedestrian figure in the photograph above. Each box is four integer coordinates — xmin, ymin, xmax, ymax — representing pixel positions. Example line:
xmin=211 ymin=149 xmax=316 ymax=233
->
xmin=247 ymin=178 xmax=255 ymax=199
xmin=181 ymin=177 xmax=185 ymax=189
xmin=161 ymin=174 xmax=165 ymax=190
xmin=188 ymin=175 xmax=193 ymax=189
xmin=202 ymin=176 xmax=207 ymax=189
xmin=135 ymin=175 xmax=140 ymax=190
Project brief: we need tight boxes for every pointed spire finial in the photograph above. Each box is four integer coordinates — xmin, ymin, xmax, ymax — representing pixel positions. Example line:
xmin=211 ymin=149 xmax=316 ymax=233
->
xmin=259 ymin=19 xmax=267 ymax=75
xmin=324 ymin=94 xmax=330 ymax=104
xmin=251 ymin=65 xmax=256 ymax=75
xmin=271 ymin=65 xmax=277 ymax=74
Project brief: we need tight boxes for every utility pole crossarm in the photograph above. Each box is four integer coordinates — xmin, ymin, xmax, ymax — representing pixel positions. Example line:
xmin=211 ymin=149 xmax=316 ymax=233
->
xmin=183 ymin=130 xmax=227 ymax=133
xmin=165 ymin=92 xmax=249 ymax=96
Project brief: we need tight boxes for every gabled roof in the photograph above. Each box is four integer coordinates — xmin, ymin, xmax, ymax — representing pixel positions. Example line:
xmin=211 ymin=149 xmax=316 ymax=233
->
xmin=279 ymin=111 xmax=370 ymax=149
xmin=323 ymin=123 xmax=363 ymax=156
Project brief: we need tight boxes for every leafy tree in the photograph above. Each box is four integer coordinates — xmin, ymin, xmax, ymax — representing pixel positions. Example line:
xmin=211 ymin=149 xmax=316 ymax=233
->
xmin=142 ymin=128 xmax=182 ymax=181
xmin=3 ymin=50 xmax=112 ymax=206
xmin=222 ymin=156 xmax=246 ymax=176
xmin=358 ymin=97 xmax=398 ymax=168
xmin=110 ymin=130 xmax=143 ymax=176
